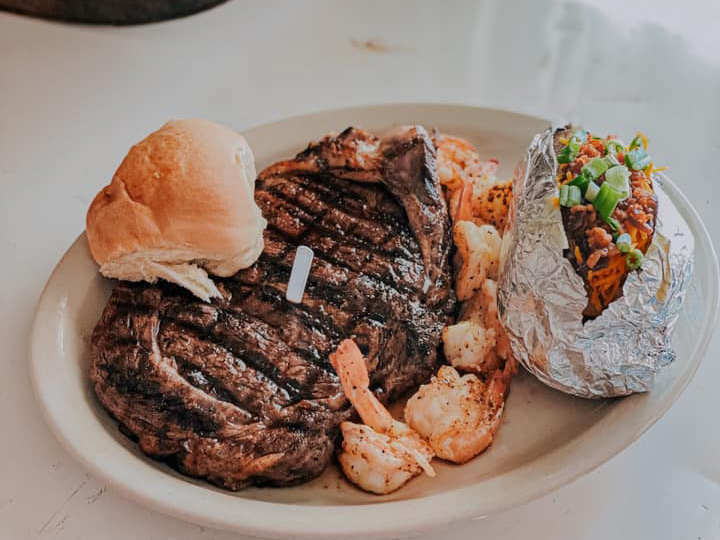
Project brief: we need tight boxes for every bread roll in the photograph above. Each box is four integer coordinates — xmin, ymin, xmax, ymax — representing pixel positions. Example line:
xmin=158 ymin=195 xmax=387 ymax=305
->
xmin=86 ymin=119 xmax=266 ymax=301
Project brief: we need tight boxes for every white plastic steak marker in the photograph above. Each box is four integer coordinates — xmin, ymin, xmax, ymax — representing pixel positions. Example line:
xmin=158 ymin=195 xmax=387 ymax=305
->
xmin=286 ymin=245 xmax=314 ymax=303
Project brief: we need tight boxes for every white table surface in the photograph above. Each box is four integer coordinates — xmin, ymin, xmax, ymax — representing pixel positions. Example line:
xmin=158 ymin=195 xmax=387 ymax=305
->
xmin=1 ymin=1 xmax=719 ymax=538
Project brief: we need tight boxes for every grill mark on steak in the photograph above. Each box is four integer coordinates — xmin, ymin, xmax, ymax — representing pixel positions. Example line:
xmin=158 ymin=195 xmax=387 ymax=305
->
xmin=237 ymin=280 xmax=349 ymax=346
xmin=263 ymin=171 xmax=421 ymax=263
xmin=271 ymin=171 xmax=410 ymax=231
xmin=262 ymin=175 xmax=417 ymax=260
xmin=158 ymin=294 xmax=330 ymax=402
xmin=261 ymin=219 xmax=427 ymax=303
xmin=239 ymin=255 xmax=420 ymax=368
xmin=95 ymin=335 xmax=253 ymax=443
xmin=230 ymin=270 xmax=348 ymax=347
xmin=277 ymin=224 xmax=425 ymax=295
xmin=209 ymin=311 xmax=329 ymax=402
xmin=91 ymin=126 xmax=455 ymax=490
xmin=265 ymin=187 xmax=408 ymax=265
xmin=160 ymin=323 xmax=292 ymax=415
xmin=229 ymin=271 xmax=412 ymax=380
xmin=257 ymin=184 xmax=426 ymax=292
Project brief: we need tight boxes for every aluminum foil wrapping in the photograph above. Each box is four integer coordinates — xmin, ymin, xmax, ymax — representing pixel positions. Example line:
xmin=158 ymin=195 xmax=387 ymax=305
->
xmin=497 ymin=125 xmax=695 ymax=398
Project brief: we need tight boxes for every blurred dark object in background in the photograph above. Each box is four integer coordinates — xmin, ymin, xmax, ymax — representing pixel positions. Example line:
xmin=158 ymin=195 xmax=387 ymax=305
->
xmin=0 ymin=0 xmax=232 ymax=24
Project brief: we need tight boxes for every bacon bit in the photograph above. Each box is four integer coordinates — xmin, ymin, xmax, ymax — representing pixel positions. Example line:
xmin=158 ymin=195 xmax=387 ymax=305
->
xmin=586 ymin=249 xmax=608 ymax=269
xmin=590 ymin=138 xmax=605 ymax=152
xmin=570 ymin=203 xmax=596 ymax=216
xmin=633 ymin=187 xmax=654 ymax=199
xmin=587 ymin=227 xmax=613 ymax=250
xmin=580 ymin=143 xmax=600 ymax=158
xmin=575 ymin=246 xmax=584 ymax=264
xmin=570 ymin=154 xmax=590 ymax=174
xmin=628 ymin=218 xmax=653 ymax=234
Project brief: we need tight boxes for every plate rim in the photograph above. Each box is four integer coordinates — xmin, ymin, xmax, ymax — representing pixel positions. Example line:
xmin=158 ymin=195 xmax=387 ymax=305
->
xmin=29 ymin=103 xmax=720 ymax=540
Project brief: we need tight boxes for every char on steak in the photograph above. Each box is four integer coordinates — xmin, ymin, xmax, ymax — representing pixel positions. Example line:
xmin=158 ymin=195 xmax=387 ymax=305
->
xmin=90 ymin=126 xmax=456 ymax=490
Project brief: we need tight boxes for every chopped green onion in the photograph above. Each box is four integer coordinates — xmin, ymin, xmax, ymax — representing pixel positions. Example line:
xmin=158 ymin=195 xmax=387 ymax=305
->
xmin=593 ymin=183 xmax=623 ymax=226
xmin=582 ymin=157 xmax=609 ymax=179
xmin=559 ymin=185 xmax=582 ymax=207
xmin=568 ymin=170 xmax=591 ymax=192
xmin=557 ymin=145 xmax=575 ymax=164
xmin=606 ymin=139 xmax=625 ymax=154
xmin=559 ymin=185 xmax=569 ymax=206
xmin=571 ymin=130 xmax=587 ymax=144
xmin=629 ymin=135 xmax=643 ymax=150
xmin=557 ymin=131 xmax=586 ymax=164
xmin=615 ymin=233 xmax=633 ymax=253
xmin=604 ymin=165 xmax=631 ymax=199
xmin=626 ymin=248 xmax=644 ymax=270
xmin=585 ymin=181 xmax=600 ymax=202
xmin=625 ymin=149 xmax=652 ymax=170
xmin=566 ymin=185 xmax=582 ymax=206
xmin=607 ymin=217 xmax=621 ymax=231
xmin=604 ymin=153 xmax=620 ymax=166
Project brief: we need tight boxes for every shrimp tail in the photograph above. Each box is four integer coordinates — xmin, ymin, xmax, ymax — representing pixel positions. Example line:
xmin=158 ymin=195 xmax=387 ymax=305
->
xmin=401 ymin=444 xmax=436 ymax=477
xmin=329 ymin=339 xmax=369 ymax=388
xmin=329 ymin=339 xmax=393 ymax=432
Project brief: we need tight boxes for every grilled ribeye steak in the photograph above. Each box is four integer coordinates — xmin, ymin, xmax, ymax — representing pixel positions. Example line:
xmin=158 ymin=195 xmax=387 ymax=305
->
xmin=91 ymin=126 xmax=455 ymax=490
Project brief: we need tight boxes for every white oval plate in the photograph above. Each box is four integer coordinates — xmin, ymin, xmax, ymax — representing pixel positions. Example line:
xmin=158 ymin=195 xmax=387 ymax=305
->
xmin=30 ymin=104 xmax=720 ymax=540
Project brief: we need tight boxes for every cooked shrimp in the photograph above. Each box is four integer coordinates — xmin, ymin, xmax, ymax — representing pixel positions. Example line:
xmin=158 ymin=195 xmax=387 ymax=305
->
xmin=443 ymin=320 xmax=499 ymax=373
xmin=454 ymin=221 xmax=502 ymax=301
xmin=451 ymin=175 xmax=512 ymax=230
xmin=445 ymin=279 xmax=512 ymax=373
xmin=329 ymin=339 xmax=435 ymax=494
xmin=460 ymin=278 xmax=512 ymax=361
xmin=432 ymin=134 xmax=516 ymax=464
xmin=436 ymin=135 xmax=486 ymax=191
xmin=470 ymin=179 xmax=512 ymax=234
xmin=337 ymin=423 xmax=432 ymax=495
xmin=437 ymin=135 xmax=504 ymax=224
xmin=405 ymin=363 xmax=515 ymax=464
